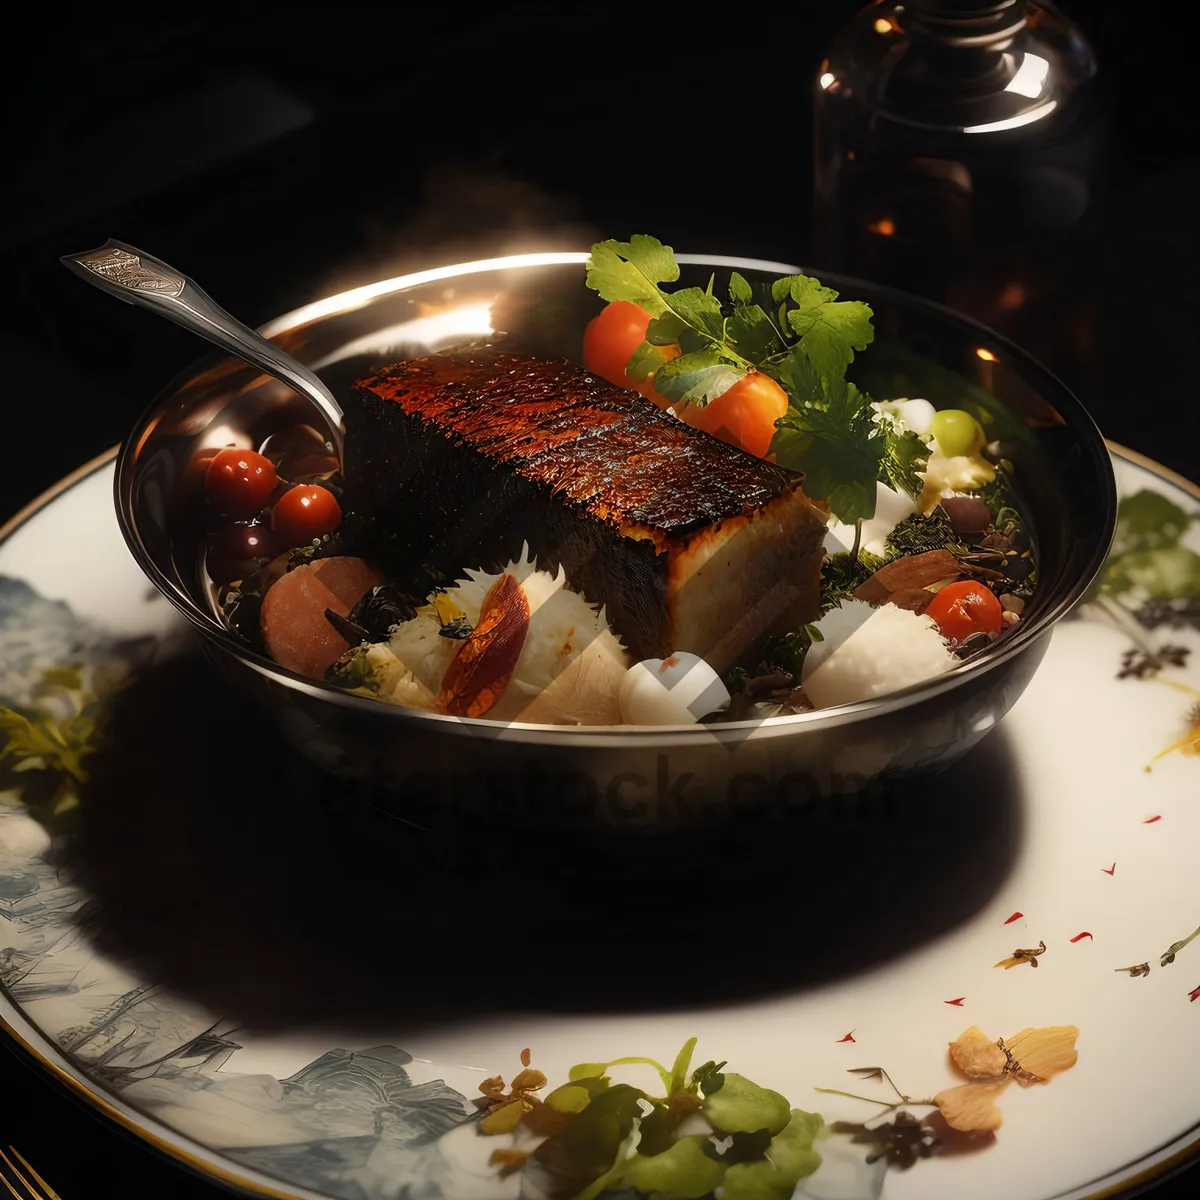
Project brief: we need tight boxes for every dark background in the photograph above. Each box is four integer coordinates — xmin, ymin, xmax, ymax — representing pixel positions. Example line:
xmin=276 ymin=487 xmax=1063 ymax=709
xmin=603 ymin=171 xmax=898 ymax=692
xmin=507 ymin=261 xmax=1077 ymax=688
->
xmin=3 ymin=1 xmax=1198 ymax=1196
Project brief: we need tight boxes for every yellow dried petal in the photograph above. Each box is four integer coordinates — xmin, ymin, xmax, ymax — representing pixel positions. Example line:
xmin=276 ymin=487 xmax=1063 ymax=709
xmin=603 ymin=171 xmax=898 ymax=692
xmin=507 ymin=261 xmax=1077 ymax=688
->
xmin=994 ymin=956 xmax=1024 ymax=969
xmin=480 ymin=1099 xmax=526 ymax=1135
xmin=479 ymin=1074 xmax=507 ymax=1102
xmin=949 ymin=1027 xmax=1007 ymax=1079
xmin=1004 ymin=1026 xmax=1079 ymax=1083
xmin=433 ymin=593 xmax=465 ymax=624
xmin=933 ymin=1082 xmax=1008 ymax=1132
xmin=510 ymin=1068 xmax=548 ymax=1093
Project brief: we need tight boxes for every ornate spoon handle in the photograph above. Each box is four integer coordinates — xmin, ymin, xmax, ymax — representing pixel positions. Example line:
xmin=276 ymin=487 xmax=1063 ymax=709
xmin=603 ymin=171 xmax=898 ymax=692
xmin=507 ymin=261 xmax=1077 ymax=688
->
xmin=61 ymin=239 xmax=344 ymax=449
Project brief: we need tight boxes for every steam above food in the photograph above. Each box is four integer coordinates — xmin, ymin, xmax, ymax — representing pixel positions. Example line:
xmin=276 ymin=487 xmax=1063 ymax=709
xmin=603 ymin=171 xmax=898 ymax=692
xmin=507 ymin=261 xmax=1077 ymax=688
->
xmin=201 ymin=236 xmax=1036 ymax=726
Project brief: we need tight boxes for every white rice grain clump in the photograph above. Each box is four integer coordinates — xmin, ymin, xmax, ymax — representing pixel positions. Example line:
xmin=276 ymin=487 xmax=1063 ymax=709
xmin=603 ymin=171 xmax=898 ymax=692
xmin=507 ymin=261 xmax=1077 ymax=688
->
xmin=386 ymin=544 xmax=629 ymax=724
xmin=803 ymin=604 xmax=955 ymax=709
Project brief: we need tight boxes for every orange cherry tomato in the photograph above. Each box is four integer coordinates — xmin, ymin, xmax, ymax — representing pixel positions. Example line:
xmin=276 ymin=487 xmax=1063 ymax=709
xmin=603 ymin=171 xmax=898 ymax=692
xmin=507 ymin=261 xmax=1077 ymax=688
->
xmin=924 ymin=580 xmax=1004 ymax=643
xmin=676 ymin=372 xmax=789 ymax=459
xmin=582 ymin=300 xmax=679 ymax=407
xmin=272 ymin=484 xmax=342 ymax=548
xmin=205 ymin=448 xmax=278 ymax=518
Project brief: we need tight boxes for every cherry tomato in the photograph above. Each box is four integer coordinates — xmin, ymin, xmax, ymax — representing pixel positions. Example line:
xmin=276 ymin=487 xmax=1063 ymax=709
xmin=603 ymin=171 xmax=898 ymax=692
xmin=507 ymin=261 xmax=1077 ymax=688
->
xmin=582 ymin=300 xmax=679 ymax=406
xmin=272 ymin=484 xmax=342 ymax=548
xmin=925 ymin=580 xmax=1004 ymax=643
xmin=205 ymin=523 xmax=281 ymax=585
xmin=205 ymin=448 xmax=278 ymax=518
xmin=676 ymin=372 xmax=789 ymax=459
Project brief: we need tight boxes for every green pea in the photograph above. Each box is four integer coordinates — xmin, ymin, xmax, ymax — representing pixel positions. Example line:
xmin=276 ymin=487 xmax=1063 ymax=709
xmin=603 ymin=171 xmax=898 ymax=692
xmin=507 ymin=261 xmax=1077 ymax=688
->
xmin=930 ymin=409 xmax=984 ymax=458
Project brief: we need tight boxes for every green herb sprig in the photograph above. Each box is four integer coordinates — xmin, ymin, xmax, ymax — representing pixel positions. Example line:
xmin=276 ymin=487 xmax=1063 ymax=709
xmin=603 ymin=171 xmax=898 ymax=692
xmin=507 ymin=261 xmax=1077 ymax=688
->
xmin=585 ymin=236 xmax=927 ymax=523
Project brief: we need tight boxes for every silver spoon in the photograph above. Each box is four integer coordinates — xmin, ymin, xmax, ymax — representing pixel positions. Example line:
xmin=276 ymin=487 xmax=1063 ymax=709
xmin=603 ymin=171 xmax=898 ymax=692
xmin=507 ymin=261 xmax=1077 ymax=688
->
xmin=61 ymin=239 xmax=344 ymax=453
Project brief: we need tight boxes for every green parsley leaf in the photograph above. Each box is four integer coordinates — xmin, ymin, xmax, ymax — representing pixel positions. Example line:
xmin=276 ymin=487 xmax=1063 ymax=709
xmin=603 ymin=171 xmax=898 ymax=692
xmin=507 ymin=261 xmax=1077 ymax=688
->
xmin=727 ymin=305 xmax=787 ymax=362
xmin=878 ymin=427 xmax=929 ymax=498
xmin=645 ymin=311 xmax=689 ymax=344
xmin=544 ymin=1083 xmax=593 ymax=1114
xmin=654 ymin=349 xmax=746 ymax=408
xmin=1100 ymin=546 xmax=1200 ymax=600
xmin=703 ymin=1072 xmax=791 ymax=1137
xmin=783 ymin=276 xmax=841 ymax=329
xmin=720 ymin=1109 xmax=823 ymax=1199
xmin=770 ymin=274 xmax=811 ymax=304
xmin=585 ymin=235 xmax=680 ymax=315
xmin=1111 ymin=490 xmax=1195 ymax=557
xmin=626 ymin=1136 xmax=726 ymax=1199
xmin=668 ymin=286 xmax=727 ymax=341
xmin=771 ymin=378 xmax=883 ymax=524
xmin=729 ymin=271 xmax=754 ymax=305
xmin=785 ymin=284 xmax=875 ymax=377
xmin=625 ymin=341 xmax=672 ymax=382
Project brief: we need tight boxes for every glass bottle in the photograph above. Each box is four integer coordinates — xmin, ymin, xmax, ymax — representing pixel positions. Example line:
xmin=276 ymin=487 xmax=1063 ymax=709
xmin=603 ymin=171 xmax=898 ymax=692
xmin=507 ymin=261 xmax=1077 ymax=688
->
xmin=812 ymin=0 xmax=1106 ymax=399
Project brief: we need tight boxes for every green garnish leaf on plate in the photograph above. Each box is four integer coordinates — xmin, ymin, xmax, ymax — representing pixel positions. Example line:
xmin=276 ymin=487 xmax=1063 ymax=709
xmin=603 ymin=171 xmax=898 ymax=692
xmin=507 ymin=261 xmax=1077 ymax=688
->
xmin=702 ymin=1072 xmax=792 ymax=1136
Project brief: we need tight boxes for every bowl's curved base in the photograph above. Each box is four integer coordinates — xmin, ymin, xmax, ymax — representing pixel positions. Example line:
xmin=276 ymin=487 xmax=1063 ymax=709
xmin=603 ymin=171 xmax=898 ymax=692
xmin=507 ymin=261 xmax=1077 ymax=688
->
xmin=200 ymin=632 xmax=1049 ymax=833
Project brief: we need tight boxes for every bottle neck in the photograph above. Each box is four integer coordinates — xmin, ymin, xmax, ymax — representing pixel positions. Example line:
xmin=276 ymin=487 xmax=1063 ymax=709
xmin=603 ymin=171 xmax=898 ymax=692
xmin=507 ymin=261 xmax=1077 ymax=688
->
xmin=905 ymin=0 xmax=1028 ymax=44
xmin=884 ymin=0 xmax=1036 ymax=115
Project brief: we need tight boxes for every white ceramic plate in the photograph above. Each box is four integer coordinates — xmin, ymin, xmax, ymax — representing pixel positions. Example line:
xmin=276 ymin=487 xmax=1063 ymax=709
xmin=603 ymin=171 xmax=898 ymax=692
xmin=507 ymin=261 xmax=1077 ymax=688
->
xmin=2 ymin=445 xmax=1199 ymax=1200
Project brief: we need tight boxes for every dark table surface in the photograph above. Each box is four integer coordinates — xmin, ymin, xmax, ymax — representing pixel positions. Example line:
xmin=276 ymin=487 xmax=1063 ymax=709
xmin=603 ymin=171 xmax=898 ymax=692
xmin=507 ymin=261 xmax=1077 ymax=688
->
xmin=3 ymin=1 xmax=1198 ymax=1196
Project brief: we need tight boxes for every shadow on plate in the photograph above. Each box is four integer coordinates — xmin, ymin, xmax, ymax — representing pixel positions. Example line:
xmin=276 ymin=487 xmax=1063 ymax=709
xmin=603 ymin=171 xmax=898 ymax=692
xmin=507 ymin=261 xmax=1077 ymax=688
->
xmin=66 ymin=649 xmax=1025 ymax=1032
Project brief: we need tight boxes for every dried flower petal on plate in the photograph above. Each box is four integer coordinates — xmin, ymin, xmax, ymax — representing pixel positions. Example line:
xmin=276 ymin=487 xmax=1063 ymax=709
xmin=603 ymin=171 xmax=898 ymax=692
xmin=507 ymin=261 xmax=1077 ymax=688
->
xmin=995 ymin=939 xmax=1047 ymax=969
xmin=1116 ymin=962 xmax=1151 ymax=978
xmin=948 ymin=1027 xmax=1007 ymax=1080
xmin=475 ymin=1056 xmax=550 ymax=1132
xmin=1145 ymin=688 xmax=1200 ymax=772
xmin=932 ymin=1082 xmax=1009 ymax=1133
xmin=1001 ymin=1026 xmax=1079 ymax=1084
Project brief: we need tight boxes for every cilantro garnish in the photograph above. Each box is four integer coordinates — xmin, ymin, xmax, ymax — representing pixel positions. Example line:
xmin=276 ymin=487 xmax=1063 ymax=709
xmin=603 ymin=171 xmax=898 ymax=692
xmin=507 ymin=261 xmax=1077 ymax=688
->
xmin=584 ymin=235 xmax=902 ymax=524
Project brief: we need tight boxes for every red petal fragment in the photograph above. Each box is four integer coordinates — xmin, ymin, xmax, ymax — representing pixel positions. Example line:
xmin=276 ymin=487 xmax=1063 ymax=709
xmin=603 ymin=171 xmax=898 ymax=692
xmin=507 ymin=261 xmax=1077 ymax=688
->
xmin=438 ymin=573 xmax=530 ymax=718
xmin=1004 ymin=912 xmax=1024 ymax=925
xmin=836 ymin=1031 xmax=856 ymax=1043
xmin=1190 ymin=985 xmax=1200 ymax=1003
xmin=1143 ymin=815 xmax=1162 ymax=824
xmin=1070 ymin=932 xmax=1094 ymax=943
xmin=945 ymin=997 xmax=966 ymax=1006
xmin=1102 ymin=863 xmax=1117 ymax=875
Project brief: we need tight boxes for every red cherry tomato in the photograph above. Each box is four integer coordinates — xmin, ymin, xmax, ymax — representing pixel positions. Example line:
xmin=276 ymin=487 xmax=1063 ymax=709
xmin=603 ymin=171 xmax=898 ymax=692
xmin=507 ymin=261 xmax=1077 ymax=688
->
xmin=677 ymin=372 xmax=789 ymax=459
xmin=272 ymin=484 xmax=342 ymax=548
xmin=924 ymin=580 xmax=1004 ymax=643
xmin=205 ymin=448 xmax=278 ymax=518
xmin=582 ymin=300 xmax=679 ymax=407
xmin=205 ymin=523 xmax=281 ymax=585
